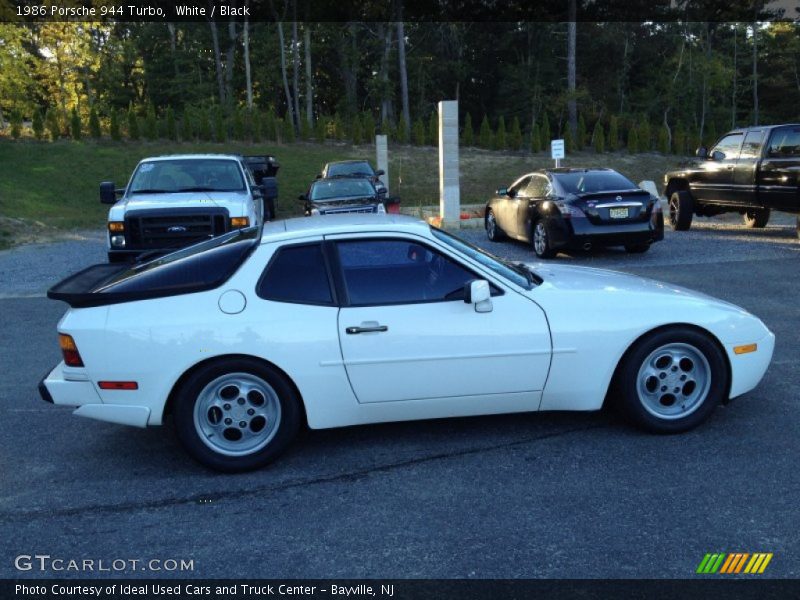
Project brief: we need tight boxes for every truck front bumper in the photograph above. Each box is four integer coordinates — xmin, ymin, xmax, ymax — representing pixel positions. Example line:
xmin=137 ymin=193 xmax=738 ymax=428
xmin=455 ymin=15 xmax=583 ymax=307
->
xmin=39 ymin=362 xmax=151 ymax=428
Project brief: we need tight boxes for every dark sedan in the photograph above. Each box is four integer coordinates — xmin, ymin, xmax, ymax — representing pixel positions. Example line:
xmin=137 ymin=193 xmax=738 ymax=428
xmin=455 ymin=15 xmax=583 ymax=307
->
xmin=485 ymin=168 xmax=664 ymax=258
xmin=319 ymin=159 xmax=388 ymax=197
xmin=299 ymin=177 xmax=386 ymax=216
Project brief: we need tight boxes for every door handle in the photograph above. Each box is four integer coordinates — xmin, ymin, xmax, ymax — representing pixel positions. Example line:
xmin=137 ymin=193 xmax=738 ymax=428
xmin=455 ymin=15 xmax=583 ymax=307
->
xmin=346 ymin=325 xmax=388 ymax=335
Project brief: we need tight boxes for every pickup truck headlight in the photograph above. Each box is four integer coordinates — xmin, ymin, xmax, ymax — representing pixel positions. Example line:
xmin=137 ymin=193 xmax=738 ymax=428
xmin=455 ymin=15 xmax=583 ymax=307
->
xmin=110 ymin=235 xmax=126 ymax=247
xmin=230 ymin=217 xmax=250 ymax=228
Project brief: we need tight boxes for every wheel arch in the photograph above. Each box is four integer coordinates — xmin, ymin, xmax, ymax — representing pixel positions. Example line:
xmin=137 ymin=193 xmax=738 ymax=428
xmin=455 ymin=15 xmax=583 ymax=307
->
xmin=162 ymin=354 xmax=309 ymax=427
xmin=664 ymin=177 xmax=690 ymax=199
xmin=602 ymin=322 xmax=732 ymax=408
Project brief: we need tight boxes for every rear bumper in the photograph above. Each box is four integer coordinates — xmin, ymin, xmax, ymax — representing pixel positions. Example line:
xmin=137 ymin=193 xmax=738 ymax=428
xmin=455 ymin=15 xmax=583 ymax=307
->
xmin=548 ymin=215 xmax=664 ymax=249
xmin=40 ymin=362 xmax=150 ymax=428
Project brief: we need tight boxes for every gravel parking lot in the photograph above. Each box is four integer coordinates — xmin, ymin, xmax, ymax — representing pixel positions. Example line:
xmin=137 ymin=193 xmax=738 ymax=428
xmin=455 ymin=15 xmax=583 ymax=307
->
xmin=0 ymin=212 xmax=798 ymax=580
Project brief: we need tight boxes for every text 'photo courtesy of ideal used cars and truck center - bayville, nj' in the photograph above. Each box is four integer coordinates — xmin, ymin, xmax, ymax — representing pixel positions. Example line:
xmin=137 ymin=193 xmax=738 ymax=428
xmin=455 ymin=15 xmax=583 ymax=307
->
xmin=2 ymin=1 xmax=800 ymax=598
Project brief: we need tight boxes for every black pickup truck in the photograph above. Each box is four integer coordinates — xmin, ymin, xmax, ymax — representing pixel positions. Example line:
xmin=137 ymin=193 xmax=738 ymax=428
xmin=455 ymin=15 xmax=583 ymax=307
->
xmin=663 ymin=124 xmax=800 ymax=237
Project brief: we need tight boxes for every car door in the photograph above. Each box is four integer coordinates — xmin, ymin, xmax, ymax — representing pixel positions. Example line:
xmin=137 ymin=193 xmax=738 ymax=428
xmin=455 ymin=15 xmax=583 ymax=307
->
xmin=693 ymin=133 xmax=743 ymax=203
xmin=732 ymin=129 xmax=765 ymax=208
xmin=760 ymin=126 xmax=800 ymax=212
xmin=497 ymin=175 xmax=531 ymax=238
xmin=329 ymin=234 xmax=552 ymax=405
xmin=518 ymin=174 xmax=550 ymax=241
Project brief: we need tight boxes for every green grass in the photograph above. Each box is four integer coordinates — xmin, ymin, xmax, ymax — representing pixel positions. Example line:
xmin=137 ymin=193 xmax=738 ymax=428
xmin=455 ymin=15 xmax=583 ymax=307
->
xmin=0 ymin=138 xmax=682 ymax=244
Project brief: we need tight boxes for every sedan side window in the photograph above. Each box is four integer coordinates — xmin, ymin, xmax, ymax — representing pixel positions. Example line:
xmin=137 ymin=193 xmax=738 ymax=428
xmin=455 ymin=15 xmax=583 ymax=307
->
xmin=335 ymin=239 xmax=485 ymax=306
xmin=257 ymin=244 xmax=333 ymax=305
xmin=524 ymin=175 xmax=549 ymax=198
xmin=508 ymin=176 xmax=532 ymax=197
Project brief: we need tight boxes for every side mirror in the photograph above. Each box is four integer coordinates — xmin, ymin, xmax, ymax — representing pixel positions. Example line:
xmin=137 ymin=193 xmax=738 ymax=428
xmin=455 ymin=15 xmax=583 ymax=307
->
xmin=497 ymin=187 xmax=508 ymax=197
xmin=100 ymin=181 xmax=118 ymax=204
xmin=464 ymin=279 xmax=493 ymax=313
xmin=695 ymin=146 xmax=708 ymax=159
xmin=375 ymin=169 xmax=385 ymax=177
xmin=298 ymin=194 xmax=308 ymax=202
xmin=711 ymin=150 xmax=725 ymax=161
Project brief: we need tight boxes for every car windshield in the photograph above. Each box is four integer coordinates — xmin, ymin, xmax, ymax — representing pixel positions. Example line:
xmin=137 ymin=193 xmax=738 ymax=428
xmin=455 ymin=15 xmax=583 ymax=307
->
xmin=327 ymin=161 xmax=375 ymax=177
xmin=310 ymin=179 xmax=376 ymax=201
xmin=129 ymin=159 xmax=245 ymax=193
xmin=554 ymin=171 xmax=637 ymax=195
xmin=430 ymin=227 xmax=538 ymax=289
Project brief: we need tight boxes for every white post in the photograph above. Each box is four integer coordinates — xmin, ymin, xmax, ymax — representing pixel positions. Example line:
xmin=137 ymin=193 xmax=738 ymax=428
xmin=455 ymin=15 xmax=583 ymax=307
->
xmin=375 ymin=135 xmax=389 ymax=194
xmin=438 ymin=100 xmax=460 ymax=228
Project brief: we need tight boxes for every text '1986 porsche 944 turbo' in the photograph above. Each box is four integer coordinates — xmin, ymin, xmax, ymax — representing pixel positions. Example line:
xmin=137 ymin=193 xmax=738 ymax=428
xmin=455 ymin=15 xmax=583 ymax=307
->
xmin=41 ymin=215 xmax=774 ymax=471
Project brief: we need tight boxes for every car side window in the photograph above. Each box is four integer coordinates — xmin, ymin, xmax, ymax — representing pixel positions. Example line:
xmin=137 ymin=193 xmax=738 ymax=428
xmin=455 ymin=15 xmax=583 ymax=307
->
xmin=524 ymin=175 xmax=549 ymax=198
xmin=508 ymin=176 xmax=532 ymax=197
xmin=257 ymin=244 xmax=333 ymax=305
xmin=711 ymin=134 xmax=743 ymax=160
xmin=738 ymin=131 xmax=765 ymax=159
xmin=767 ymin=128 xmax=800 ymax=157
xmin=335 ymin=239 xmax=490 ymax=306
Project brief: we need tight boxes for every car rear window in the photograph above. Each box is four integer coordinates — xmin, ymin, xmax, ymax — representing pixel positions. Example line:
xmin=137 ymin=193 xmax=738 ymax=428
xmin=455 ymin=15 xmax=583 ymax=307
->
xmin=257 ymin=244 xmax=333 ymax=305
xmin=554 ymin=171 xmax=637 ymax=195
xmin=767 ymin=128 xmax=800 ymax=157
xmin=98 ymin=228 xmax=259 ymax=295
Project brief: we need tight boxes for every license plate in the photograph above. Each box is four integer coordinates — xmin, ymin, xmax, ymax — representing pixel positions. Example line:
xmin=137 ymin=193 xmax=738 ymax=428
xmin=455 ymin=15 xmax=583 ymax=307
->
xmin=609 ymin=207 xmax=629 ymax=219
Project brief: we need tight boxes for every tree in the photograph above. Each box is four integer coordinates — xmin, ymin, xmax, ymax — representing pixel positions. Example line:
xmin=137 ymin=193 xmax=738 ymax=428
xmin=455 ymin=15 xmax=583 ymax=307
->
xmin=213 ymin=106 xmax=226 ymax=142
xmin=10 ymin=110 xmax=22 ymax=139
xmin=250 ymin=109 xmax=262 ymax=142
xmin=145 ymin=103 xmax=158 ymax=140
xmin=300 ymin=117 xmax=311 ymax=140
xmin=397 ymin=17 xmax=410 ymax=135
xmin=607 ymin=115 xmax=619 ymax=151
xmin=32 ymin=109 xmax=44 ymax=140
xmin=577 ymin=114 xmax=587 ymax=149
xmin=592 ymin=120 xmax=605 ymax=153
xmin=304 ymin=24 xmax=314 ymax=127
xmin=315 ymin=116 xmax=327 ymax=142
xmin=232 ymin=108 xmax=244 ymax=140
xmin=413 ymin=118 xmax=426 ymax=145
xmin=166 ymin=106 xmax=177 ymax=140
xmin=478 ymin=115 xmax=492 ymax=148
xmin=70 ymin=107 xmax=81 ymax=140
xmin=658 ymin=125 xmax=670 ymax=154
xmin=638 ymin=117 xmax=651 ymax=152
xmin=567 ymin=2 xmax=577 ymax=140
xmin=428 ymin=112 xmax=437 ymax=147
xmin=462 ymin=113 xmax=474 ymax=146
xmin=127 ymin=105 xmax=139 ymax=141
xmin=282 ymin=115 xmax=296 ymax=142
xmin=494 ymin=116 xmax=507 ymax=150
xmin=509 ymin=116 xmax=523 ymax=150
xmin=531 ymin=122 xmax=541 ymax=152
xmin=198 ymin=108 xmax=211 ymax=141
xmin=627 ymin=125 xmax=639 ymax=153
xmin=264 ymin=108 xmax=276 ymax=141
xmin=541 ymin=112 xmax=552 ymax=146
xmin=564 ymin=124 xmax=574 ymax=153
xmin=89 ymin=106 xmax=101 ymax=139
xmin=396 ymin=117 xmax=409 ymax=144
xmin=362 ymin=112 xmax=376 ymax=143
xmin=351 ymin=116 xmax=363 ymax=145
xmin=46 ymin=109 xmax=60 ymax=141
xmin=110 ymin=110 xmax=122 ymax=141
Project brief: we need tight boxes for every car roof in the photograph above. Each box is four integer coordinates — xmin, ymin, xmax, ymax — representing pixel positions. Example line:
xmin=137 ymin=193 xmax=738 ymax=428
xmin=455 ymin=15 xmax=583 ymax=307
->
xmin=326 ymin=159 xmax=371 ymax=165
xmin=261 ymin=214 xmax=429 ymax=242
xmin=140 ymin=154 xmax=242 ymax=162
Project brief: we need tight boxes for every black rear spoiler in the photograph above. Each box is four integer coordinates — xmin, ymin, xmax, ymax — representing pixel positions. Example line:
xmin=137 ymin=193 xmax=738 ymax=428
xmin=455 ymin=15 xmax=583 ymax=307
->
xmin=47 ymin=263 xmax=129 ymax=308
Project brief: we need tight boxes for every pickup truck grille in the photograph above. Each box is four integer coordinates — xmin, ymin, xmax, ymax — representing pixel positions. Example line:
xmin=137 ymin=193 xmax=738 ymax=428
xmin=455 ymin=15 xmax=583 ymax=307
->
xmin=321 ymin=205 xmax=377 ymax=215
xmin=125 ymin=210 xmax=229 ymax=250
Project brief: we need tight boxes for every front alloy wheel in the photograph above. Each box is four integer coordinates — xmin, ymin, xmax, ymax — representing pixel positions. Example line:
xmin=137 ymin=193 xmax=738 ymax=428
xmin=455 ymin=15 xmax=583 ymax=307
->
xmin=612 ymin=327 xmax=728 ymax=433
xmin=485 ymin=209 xmax=503 ymax=241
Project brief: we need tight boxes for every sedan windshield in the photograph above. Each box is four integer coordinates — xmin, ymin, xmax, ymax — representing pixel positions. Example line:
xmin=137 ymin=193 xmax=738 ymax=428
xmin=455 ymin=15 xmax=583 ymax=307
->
xmin=554 ymin=170 xmax=637 ymax=195
xmin=327 ymin=161 xmax=375 ymax=177
xmin=310 ymin=179 xmax=376 ymax=201
xmin=129 ymin=159 xmax=245 ymax=193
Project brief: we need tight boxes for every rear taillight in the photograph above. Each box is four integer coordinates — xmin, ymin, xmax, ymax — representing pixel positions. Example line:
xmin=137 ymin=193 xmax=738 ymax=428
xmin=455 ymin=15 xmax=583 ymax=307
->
xmin=59 ymin=333 xmax=84 ymax=367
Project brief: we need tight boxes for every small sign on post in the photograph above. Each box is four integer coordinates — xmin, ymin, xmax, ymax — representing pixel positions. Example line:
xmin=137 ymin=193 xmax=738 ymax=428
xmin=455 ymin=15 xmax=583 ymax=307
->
xmin=551 ymin=139 xmax=565 ymax=168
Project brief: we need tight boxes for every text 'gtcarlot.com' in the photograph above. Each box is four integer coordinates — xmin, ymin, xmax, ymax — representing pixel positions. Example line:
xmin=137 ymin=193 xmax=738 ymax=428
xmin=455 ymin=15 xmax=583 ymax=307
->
xmin=14 ymin=554 xmax=194 ymax=572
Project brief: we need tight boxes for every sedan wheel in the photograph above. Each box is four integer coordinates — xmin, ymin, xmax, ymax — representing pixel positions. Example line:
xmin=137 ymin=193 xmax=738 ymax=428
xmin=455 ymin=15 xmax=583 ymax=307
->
xmin=743 ymin=208 xmax=770 ymax=228
xmin=532 ymin=220 xmax=556 ymax=259
xmin=612 ymin=327 xmax=728 ymax=433
xmin=174 ymin=358 xmax=301 ymax=472
xmin=485 ymin=209 xmax=504 ymax=241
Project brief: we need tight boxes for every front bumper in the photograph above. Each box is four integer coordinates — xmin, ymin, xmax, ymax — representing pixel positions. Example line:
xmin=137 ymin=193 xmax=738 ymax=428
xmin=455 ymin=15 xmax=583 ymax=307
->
xmin=548 ymin=215 xmax=664 ymax=249
xmin=726 ymin=331 xmax=776 ymax=400
xmin=39 ymin=362 xmax=150 ymax=428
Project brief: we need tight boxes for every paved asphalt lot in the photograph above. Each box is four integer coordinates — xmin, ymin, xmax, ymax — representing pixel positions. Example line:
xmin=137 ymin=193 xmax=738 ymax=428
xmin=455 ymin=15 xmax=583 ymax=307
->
xmin=0 ymin=212 xmax=798 ymax=580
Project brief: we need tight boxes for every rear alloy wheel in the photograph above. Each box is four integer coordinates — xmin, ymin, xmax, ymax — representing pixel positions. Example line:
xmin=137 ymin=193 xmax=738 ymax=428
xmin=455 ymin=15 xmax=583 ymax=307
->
xmin=532 ymin=219 xmax=556 ymax=259
xmin=668 ymin=191 xmax=694 ymax=231
xmin=624 ymin=243 xmax=650 ymax=254
xmin=612 ymin=327 xmax=728 ymax=433
xmin=485 ymin=209 xmax=504 ymax=241
xmin=743 ymin=208 xmax=770 ymax=228
xmin=174 ymin=358 xmax=301 ymax=472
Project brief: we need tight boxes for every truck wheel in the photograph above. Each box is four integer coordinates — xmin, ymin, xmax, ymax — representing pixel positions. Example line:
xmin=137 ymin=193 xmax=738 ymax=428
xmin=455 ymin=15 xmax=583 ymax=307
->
xmin=668 ymin=191 xmax=693 ymax=231
xmin=743 ymin=208 xmax=770 ymax=228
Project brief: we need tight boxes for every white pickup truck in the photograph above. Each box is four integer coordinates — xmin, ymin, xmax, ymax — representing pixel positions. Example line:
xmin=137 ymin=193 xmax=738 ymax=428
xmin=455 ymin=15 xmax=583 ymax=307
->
xmin=100 ymin=154 xmax=278 ymax=263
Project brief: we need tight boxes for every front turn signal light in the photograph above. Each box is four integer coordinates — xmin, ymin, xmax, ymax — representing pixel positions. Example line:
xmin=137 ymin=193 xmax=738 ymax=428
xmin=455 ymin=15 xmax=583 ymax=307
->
xmin=734 ymin=343 xmax=758 ymax=355
xmin=108 ymin=221 xmax=125 ymax=233
xmin=59 ymin=333 xmax=84 ymax=367
xmin=230 ymin=217 xmax=250 ymax=228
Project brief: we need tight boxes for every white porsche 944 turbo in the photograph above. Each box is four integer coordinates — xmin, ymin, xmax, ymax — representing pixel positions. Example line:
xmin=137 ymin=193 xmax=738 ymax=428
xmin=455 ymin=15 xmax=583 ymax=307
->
xmin=41 ymin=215 xmax=774 ymax=471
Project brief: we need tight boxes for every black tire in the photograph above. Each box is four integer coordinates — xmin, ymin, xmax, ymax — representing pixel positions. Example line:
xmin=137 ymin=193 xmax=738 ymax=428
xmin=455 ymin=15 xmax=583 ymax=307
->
xmin=173 ymin=357 xmax=302 ymax=472
xmin=485 ymin=209 xmax=505 ymax=241
xmin=610 ymin=327 xmax=729 ymax=434
xmin=743 ymin=208 xmax=770 ymax=228
xmin=624 ymin=243 xmax=650 ymax=254
xmin=668 ymin=191 xmax=694 ymax=231
xmin=531 ymin=218 xmax=557 ymax=259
